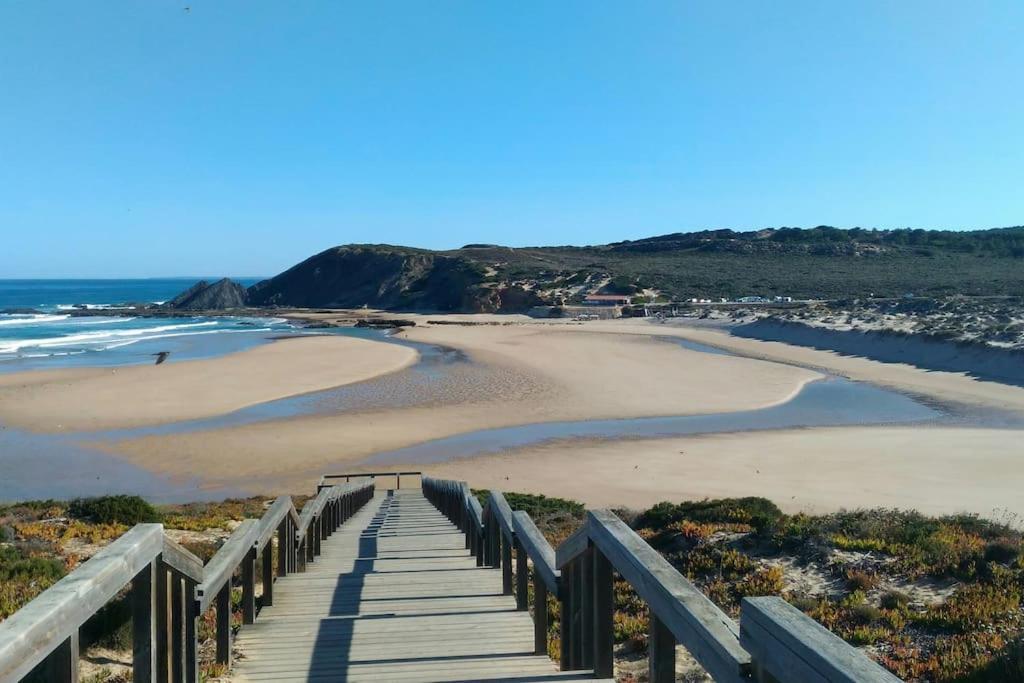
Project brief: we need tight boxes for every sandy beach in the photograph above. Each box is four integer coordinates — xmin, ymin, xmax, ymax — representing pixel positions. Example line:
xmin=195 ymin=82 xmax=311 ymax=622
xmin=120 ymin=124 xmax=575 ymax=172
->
xmin=419 ymin=426 xmax=1024 ymax=519
xmin=94 ymin=324 xmax=820 ymax=485
xmin=4 ymin=313 xmax=1024 ymax=518
xmin=0 ymin=335 xmax=417 ymax=431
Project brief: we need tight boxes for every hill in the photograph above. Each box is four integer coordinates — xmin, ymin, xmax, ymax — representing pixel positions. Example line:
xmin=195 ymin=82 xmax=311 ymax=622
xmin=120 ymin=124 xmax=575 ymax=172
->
xmin=167 ymin=226 xmax=1024 ymax=312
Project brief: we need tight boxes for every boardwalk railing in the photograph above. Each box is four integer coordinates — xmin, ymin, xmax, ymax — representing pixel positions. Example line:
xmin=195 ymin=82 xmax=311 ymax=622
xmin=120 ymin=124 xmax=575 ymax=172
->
xmin=422 ymin=476 xmax=901 ymax=683
xmin=0 ymin=479 xmax=375 ymax=683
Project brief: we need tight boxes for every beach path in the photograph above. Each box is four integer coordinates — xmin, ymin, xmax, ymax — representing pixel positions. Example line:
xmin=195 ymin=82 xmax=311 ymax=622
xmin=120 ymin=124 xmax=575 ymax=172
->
xmin=231 ymin=489 xmax=606 ymax=682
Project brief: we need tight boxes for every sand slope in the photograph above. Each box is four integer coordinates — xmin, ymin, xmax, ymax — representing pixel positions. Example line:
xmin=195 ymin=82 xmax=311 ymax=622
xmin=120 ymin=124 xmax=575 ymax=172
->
xmin=0 ymin=335 xmax=418 ymax=432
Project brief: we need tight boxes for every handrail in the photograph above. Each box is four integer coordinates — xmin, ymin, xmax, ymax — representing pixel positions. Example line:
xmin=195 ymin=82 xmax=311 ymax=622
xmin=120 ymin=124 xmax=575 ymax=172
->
xmin=585 ymin=509 xmax=750 ymax=681
xmin=511 ymin=511 xmax=559 ymax=595
xmin=162 ymin=535 xmax=206 ymax=583
xmin=422 ymin=476 xmax=905 ymax=683
xmin=255 ymin=495 xmax=300 ymax=552
xmin=319 ymin=471 xmax=421 ymax=490
xmin=0 ymin=524 xmax=165 ymax=682
xmin=0 ymin=476 xmax=378 ymax=683
xmin=197 ymin=520 xmax=260 ymax=612
xmin=487 ymin=490 xmax=515 ymax=540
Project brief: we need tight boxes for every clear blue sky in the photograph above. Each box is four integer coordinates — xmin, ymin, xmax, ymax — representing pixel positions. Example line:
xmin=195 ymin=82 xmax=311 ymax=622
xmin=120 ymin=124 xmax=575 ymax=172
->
xmin=1 ymin=2 xmax=1022 ymax=277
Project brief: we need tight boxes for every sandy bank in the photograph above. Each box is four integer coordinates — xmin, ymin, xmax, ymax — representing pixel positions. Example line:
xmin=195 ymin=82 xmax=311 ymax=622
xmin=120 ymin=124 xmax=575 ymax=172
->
xmin=97 ymin=325 xmax=820 ymax=485
xmin=0 ymin=335 xmax=418 ymax=432
xmin=419 ymin=426 xmax=1024 ymax=519
xmin=569 ymin=319 xmax=1024 ymax=415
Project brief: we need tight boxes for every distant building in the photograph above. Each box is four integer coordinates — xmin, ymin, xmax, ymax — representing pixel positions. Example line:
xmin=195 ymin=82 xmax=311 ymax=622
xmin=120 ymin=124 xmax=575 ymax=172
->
xmin=583 ymin=294 xmax=632 ymax=306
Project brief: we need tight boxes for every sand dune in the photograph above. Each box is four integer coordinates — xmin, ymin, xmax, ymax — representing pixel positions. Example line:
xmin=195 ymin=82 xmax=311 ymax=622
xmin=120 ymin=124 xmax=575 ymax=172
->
xmin=0 ymin=335 xmax=418 ymax=432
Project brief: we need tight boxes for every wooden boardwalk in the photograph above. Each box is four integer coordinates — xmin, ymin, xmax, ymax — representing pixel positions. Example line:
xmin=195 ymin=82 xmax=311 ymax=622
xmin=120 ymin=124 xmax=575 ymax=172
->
xmin=232 ymin=490 xmax=607 ymax=682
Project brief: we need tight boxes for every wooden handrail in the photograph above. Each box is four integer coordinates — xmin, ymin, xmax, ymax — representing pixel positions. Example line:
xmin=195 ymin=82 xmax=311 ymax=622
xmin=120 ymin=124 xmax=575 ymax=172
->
xmin=0 ymin=524 xmax=164 ymax=682
xmin=511 ymin=511 xmax=559 ymax=595
xmin=162 ymin=536 xmax=206 ymax=583
xmin=585 ymin=509 xmax=750 ymax=681
xmin=196 ymin=520 xmax=260 ymax=612
xmin=0 ymin=476 xmax=378 ymax=683
xmin=422 ymin=476 xmax=905 ymax=683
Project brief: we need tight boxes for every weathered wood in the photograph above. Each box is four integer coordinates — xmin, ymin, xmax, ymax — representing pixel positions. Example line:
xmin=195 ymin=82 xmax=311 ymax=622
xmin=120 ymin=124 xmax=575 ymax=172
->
xmin=276 ymin=521 xmax=288 ymax=577
xmin=559 ymin=572 xmax=571 ymax=669
xmin=171 ymin=576 xmax=184 ymax=683
xmin=487 ymin=491 xmax=515 ymax=540
xmin=242 ymin=546 xmax=257 ymax=625
xmin=649 ymin=613 xmax=675 ymax=683
xmin=571 ymin=557 xmax=583 ymax=669
xmin=256 ymin=496 xmax=300 ymax=552
xmin=555 ymin=524 xmax=589 ymax=569
xmin=156 ymin=561 xmax=169 ymax=683
xmin=592 ymin=548 xmax=614 ymax=678
xmin=197 ymin=520 xmax=259 ymax=612
xmin=261 ymin=544 xmax=274 ymax=607
xmin=512 ymin=511 xmax=560 ymax=594
xmin=161 ymin=536 xmax=204 ymax=583
xmin=132 ymin=562 xmax=157 ymax=683
xmin=515 ymin=537 xmax=529 ymax=610
xmin=40 ymin=633 xmax=78 ymax=683
xmin=0 ymin=524 xmax=163 ymax=683
xmin=580 ymin=547 xmax=594 ymax=670
xmin=215 ymin=583 xmax=231 ymax=666
xmin=535 ymin=571 xmax=550 ymax=657
xmin=741 ymin=596 xmax=902 ymax=683
xmin=501 ymin=531 xmax=514 ymax=595
xmin=184 ymin=581 xmax=198 ymax=683
xmin=586 ymin=509 xmax=750 ymax=682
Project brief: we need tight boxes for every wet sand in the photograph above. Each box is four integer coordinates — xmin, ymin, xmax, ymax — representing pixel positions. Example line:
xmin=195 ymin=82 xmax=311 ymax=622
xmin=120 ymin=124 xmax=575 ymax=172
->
xmin=95 ymin=326 xmax=820 ymax=487
xmin=421 ymin=426 xmax=1024 ymax=519
xmin=0 ymin=335 xmax=418 ymax=432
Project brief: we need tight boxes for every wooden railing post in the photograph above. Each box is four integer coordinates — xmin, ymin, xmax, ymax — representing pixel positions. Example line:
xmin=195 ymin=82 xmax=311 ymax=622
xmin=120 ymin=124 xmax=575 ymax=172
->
xmin=501 ymin=532 xmax=514 ymax=595
xmin=170 ymin=576 xmax=184 ymax=682
xmin=215 ymin=583 xmax=231 ymax=667
xmin=515 ymin=538 xmax=529 ymax=610
xmin=277 ymin=521 xmax=288 ymax=578
xmin=39 ymin=633 xmax=79 ymax=683
xmin=580 ymin=547 xmax=595 ymax=670
xmin=242 ymin=546 xmax=257 ymax=625
xmin=184 ymin=582 xmax=198 ymax=683
xmin=592 ymin=548 xmax=614 ymax=678
xmin=132 ymin=562 xmax=157 ymax=683
xmin=261 ymin=543 xmax=274 ymax=607
xmin=559 ymin=564 xmax=572 ymax=669
xmin=649 ymin=614 xmax=675 ymax=683
xmin=156 ymin=561 xmax=170 ymax=683
xmin=534 ymin=568 xmax=549 ymax=656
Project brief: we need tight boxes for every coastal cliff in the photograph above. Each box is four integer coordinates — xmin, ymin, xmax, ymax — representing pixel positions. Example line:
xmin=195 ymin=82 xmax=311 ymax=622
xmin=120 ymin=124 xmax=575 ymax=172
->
xmin=167 ymin=278 xmax=249 ymax=310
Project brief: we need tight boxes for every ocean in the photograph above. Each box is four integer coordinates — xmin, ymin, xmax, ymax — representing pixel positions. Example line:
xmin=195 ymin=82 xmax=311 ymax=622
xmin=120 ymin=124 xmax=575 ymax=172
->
xmin=0 ymin=278 xmax=298 ymax=370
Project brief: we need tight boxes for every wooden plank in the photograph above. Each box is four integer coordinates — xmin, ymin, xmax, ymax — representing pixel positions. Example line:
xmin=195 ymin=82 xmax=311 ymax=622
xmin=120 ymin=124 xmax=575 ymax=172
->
xmin=261 ymin=544 xmax=274 ymax=607
xmin=40 ymin=633 xmax=78 ymax=683
xmin=649 ymin=613 xmax=675 ymax=683
xmin=161 ymin=536 xmax=204 ymax=583
xmin=488 ymin=490 xmax=516 ymax=540
xmin=586 ymin=509 xmax=751 ymax=682
xmin=255 ymin=496 xmax=299 ymax=552
xmin=0 ymin=524 xmax=163 ymax=683
xmin=242 ymin=547 xmax=256 ymax=625
xmin=131 ymin=562 xmax=156 ymax=683
xmin=215 ymin=584 xmax=231 ymax=667
xmin=515 ymin=537 xmax=529 ymax=610
xmin=170 ymin=576 xmax=184 ymax=683
xmin=511 ymin=511 xmax=560 ymax=594
xmin=196 ymin=520 xmax=259 ymax=612
xmin=554 ymin=524 xmax=589 ymax=569
xmin=156 ymin=562 xmax=169 ymax=683
xmin=592 ymin=548 xmax=614 ymax=678
xmin=741 ymin=596 xmax=902 ymax=683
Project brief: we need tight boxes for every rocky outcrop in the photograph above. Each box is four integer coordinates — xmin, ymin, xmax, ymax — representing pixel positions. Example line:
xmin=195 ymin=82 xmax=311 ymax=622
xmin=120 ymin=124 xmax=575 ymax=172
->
xmin=167 ymin=278 xmax=249 ymax=310
xmin=246 ymin=246 xmax=501 ymax=312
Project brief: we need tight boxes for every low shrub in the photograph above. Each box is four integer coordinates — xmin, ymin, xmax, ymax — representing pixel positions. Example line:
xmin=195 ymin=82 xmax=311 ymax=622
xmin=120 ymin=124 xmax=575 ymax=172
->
xmin=68 ymin=495 xmax=159 ymax=525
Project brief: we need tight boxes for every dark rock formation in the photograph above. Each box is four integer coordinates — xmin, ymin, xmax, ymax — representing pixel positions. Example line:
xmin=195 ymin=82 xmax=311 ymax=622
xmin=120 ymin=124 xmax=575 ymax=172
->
xmin=246 ymin=246 xmax=499 ymax=312
xmin=167 ymin=278 xmax=249 ymax=310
